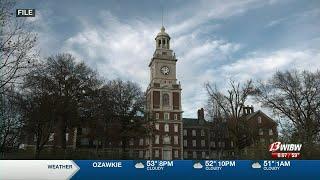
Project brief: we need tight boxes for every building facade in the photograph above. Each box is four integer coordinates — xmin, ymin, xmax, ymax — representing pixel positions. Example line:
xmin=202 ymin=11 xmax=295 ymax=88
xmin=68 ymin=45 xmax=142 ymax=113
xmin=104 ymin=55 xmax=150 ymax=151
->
xmin=145 ymin=26 xmax=183 ymax=160
xmin=22 ymin=26 xmax=278 ymax=160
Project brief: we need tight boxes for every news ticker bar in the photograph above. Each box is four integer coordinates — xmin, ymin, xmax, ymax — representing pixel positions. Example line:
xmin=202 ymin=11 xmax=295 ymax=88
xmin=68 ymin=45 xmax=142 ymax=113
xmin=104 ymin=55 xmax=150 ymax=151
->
xmin=0 ymin=160 xmax=319 ymax=180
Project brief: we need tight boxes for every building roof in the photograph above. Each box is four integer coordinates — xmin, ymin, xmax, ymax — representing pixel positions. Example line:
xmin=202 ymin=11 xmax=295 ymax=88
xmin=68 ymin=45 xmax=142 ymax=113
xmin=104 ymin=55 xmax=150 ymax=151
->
xmin=244 ymin=110 xmax=277 ymax=125
xmin=183 ymin=118 xmax=208 ymax=127
xmin=156 ymin=26 xmax=170 ymax=38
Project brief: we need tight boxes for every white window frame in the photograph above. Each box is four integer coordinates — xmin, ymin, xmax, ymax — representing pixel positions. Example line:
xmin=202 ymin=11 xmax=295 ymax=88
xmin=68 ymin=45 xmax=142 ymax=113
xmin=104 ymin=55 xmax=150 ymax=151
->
xmin=163 ymin=135 xmax=171 ymax=145
xmin=202 ymin=151 xmax=206 ymax=159
xmin=155 ymin=113 xmax=159 ymax=119
xmin=155 ymin=149 xmax=159 ymax=157
xmin=174 ymin=124 xmax=178 ymax=132
xmin=258 ymin=116 xmax=262 ymax=124
xmin=139 ymin=150 xmax=144 ymax=158
xmin=201 ymin=140 xmax=205 ymax=147
xmin=193 ymin=151 xmax=197 ymax=159
xmin=174 ymin=114 xmax=178 ymax=120
xmin=210 ymin=141 xmax=215 ymax=148
xmin=164 ymin=123 xmax=169 ymax=132
xmin=174 ymin=150 xmax=179 ymax=158
xmin=183 ymin=129 xmax=187 ymax=136
xmin=192 ymin=140 xmax=196 ymax=147
xmin=259 ymin=128 xmax=263 ymax=135
xmin=174 ymin=136 xmax=179 ymax=145
xmin=129 ymin=138 xmax=134 ymax=146
xmin=201 ymin=129 xmax=205 ymax=136
xmin=145 ymin=150 xmax=150 ymax=159
xmin=139 ymin=138 xmax=144 ymax=146
xmin=155 ymin=123 xmax=159 ymax=130
xmin=184 ymin=151 xmax=188 ymax=159
xmin=183 ymin=140 xmax=187 ymax=147
xmin=192 ymin=129 xmax=196 ymax=136
xmin=164 ymin=113 xmax=169 ymax=120
xmin=269 ymin=129 xmax=273 ymax=135
xmin=155 ymin=135 xmax=159 ymax=144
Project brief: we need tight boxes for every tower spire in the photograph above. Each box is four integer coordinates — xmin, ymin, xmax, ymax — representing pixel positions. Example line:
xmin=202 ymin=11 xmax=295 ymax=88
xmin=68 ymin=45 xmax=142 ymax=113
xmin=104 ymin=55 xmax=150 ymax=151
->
xmin=161 ymin=5 xmax=164 ymax=27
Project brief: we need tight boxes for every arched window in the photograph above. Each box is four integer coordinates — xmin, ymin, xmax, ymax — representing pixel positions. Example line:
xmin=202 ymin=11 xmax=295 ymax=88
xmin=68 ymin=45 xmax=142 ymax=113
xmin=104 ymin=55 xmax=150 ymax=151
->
xmin=163 ymin=93 xmax=169 ymax=106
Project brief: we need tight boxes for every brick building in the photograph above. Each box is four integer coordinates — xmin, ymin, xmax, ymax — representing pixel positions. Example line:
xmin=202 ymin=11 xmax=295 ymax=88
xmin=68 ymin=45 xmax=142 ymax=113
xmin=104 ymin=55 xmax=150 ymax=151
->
xmin=22 ymin=26 xmax=278 ymax=160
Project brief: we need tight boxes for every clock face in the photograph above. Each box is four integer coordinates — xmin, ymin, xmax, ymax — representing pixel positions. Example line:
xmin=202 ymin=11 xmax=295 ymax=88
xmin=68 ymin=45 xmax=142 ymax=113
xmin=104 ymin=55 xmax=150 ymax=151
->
xmin=161 ymin=66 xmax=170 ymax=75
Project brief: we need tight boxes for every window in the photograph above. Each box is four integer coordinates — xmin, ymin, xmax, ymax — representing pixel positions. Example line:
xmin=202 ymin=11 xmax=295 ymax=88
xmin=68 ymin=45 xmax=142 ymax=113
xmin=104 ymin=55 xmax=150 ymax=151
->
xmin=202 ymin=151 xmax=206 ymax=159
xmin=81 ymin=138 xmax=89 ymax=145
xmin=269 ymin=129 xmax=273 ymax=135
xmin=201 ymin=129 xmax=205 ymax=136
xmin=139 ymin=150 xmax=143 ymax=158
xmin=210 ymin=141 xmax=215 ymax=148
xmin=65 ymin=133 xmax=69 ymax=142
xmin=129 ymin=138 xmax=134 ymax=146
xmin=174 ymin=114 xmax=178 ymax=120
xmin=174 ymin=150 xmax=179 ymax=158
xmin=183 ymin=140 xmax=187 ymax=147
xmin=139 ymin=138 xmax=144 ymax=146
xmin=145 ymin=150 xmax=150 ymax=159
xmin=174 ymin=136 xmax=179 ymax=145
xmin=201 ymin=140 xmax=206 ymax=147
xmin=270 ymin=138 xmax=274 ymax=143
xmin=146 ymin=138 xmax=150 ymax=145
xmin=164 ymin=113 xmax=169 ymax=120
xmin=49 ymin=133 xmax=54 ymax=142
xmin=258 ymin=116 xmax=262 ymax=124
xmin=155 ymin=123 xmax=159 ymax=130
xmin=155 ymin=113 xmax=159 ymax=120
xmin=155 ymin=135 xmax=159 ymax=144
xmin=218 ymin=141 xmax=221 ymax=147
xmin=174 ymin=124 xmax=178 ymax=132
xmin=163 ymin=135 xmax=171 ymax=144
xmin=184 ymin=151 xmax=188 ymax=159
xmin=163 ymin=93 xmax=169 ymax=106
xmin=82 ymin=128 xmax=89 ymax=135
xmin=183 ymin=129 xmax=187 ymax=136
xmin=155 ymin=150 xmax=159 ymax=157
xmin=164 ymin=124 xmax=169 ymax=132
xmin=192 ymin=140 xmax=196 ymax=147
xmin=260 ymin=138 xmax=265 ymax=143
xmin=230 ymin=141 xmax=234 ymax=148
xmin=222 ymin=141 xmax=225 ymax=148
xmin=259 ymin=129 xmax=263 ymax=135
xmin=193 ymin=151 xmax=197 ymax=159
xmin=192 ymin=129 xmax=196 ymax=136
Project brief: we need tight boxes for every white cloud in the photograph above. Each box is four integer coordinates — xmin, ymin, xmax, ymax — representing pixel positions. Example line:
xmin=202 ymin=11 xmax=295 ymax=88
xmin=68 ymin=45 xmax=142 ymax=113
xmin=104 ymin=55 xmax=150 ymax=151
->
xmin=251 ymin=162 xmax=261 ymax=169
xmin=193 ymin=162 xmax=203 ymax=169
xmin=49 ymin=1 xmax=318 ymax=118
xmin=134 ymin=162 xmax=144 ymax=169
xmin=219 ymin=49 xmax=320 ymax=83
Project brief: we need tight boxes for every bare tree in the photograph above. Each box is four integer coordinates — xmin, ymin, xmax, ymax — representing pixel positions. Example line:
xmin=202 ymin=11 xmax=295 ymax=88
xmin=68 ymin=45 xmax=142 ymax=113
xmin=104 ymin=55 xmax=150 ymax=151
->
xmin=255 ymin=70 xmax=320 ymax=158
xmin=0 ymin=0 xmax=37 ymax=91
xmin=205 ymin=79 xmax=255 ymax=157
xmin=0 ymin=85 xmax=24 ymax=156
xmin=23 ymin=53 xmax=101 ymax=151
xmin=103 ymin=79 xmax=146 ymax=159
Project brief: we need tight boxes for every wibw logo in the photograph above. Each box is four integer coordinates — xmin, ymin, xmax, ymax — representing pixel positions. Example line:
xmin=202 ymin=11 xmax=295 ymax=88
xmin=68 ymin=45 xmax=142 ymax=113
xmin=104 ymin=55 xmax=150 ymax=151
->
xmin=269 ymin=142 xmax=302 ymax=152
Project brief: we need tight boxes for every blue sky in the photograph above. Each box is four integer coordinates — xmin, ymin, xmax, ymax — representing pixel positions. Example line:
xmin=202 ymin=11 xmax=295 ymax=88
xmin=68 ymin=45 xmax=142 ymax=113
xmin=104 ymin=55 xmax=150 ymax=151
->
xmin=19 ymin=0 xmax=320 ymax=118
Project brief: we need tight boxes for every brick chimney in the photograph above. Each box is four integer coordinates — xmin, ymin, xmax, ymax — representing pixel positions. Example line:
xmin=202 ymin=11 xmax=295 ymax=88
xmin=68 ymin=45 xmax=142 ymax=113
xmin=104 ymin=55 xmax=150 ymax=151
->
xmin=197 ymin=108 xmax=204 ymax=120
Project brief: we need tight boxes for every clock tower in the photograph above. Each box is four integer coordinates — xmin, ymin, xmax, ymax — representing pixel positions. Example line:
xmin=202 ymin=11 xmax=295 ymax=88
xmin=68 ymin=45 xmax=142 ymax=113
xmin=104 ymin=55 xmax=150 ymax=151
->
xmin=146 ymin=26 xmax=183 ymax=160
